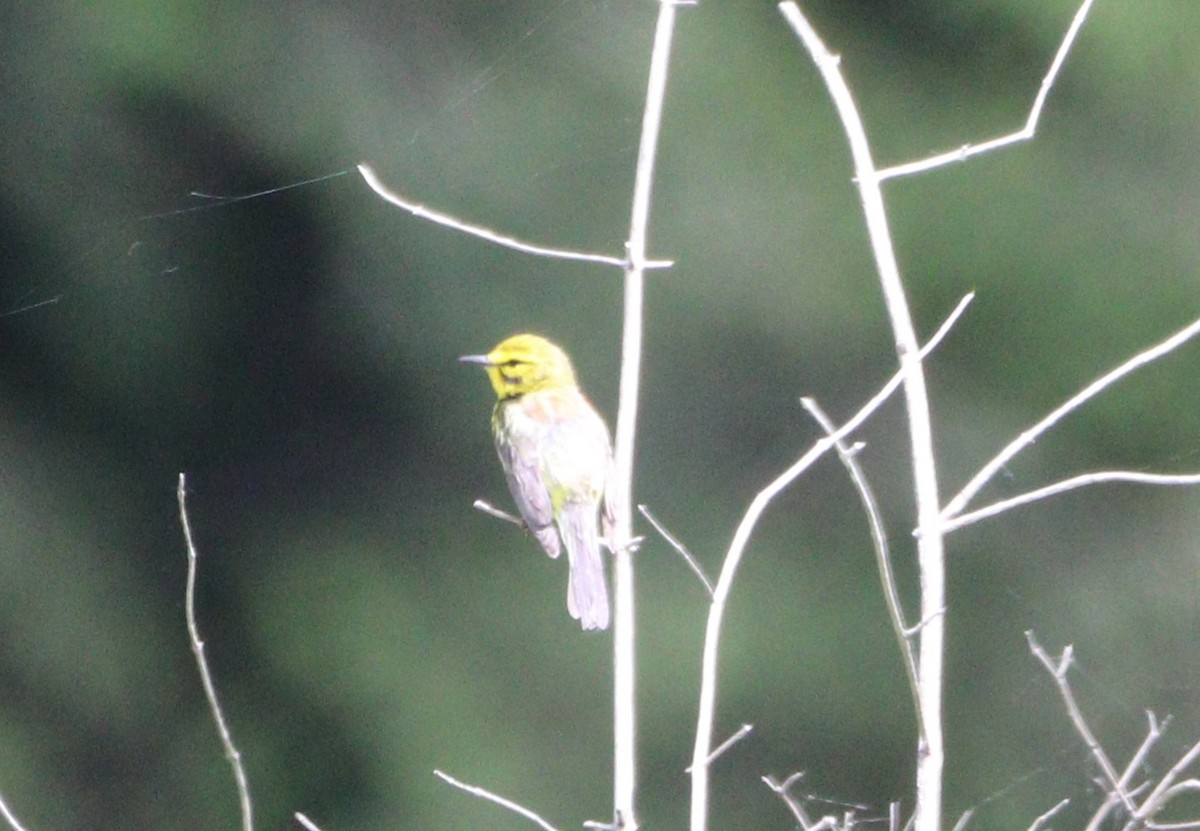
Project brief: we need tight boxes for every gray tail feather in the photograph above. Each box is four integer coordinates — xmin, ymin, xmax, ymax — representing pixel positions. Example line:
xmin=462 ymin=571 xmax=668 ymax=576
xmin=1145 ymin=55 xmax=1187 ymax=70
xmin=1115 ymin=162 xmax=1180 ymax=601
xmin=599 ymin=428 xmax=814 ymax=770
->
xmin=558 ymin=504 xmax=610 ymax=630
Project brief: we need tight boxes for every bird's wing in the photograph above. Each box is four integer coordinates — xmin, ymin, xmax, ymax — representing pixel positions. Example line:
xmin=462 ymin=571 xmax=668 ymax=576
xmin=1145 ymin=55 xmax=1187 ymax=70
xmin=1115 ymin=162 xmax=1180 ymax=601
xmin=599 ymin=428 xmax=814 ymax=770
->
xmin=494 ymin=425 xmax=561 ymax=559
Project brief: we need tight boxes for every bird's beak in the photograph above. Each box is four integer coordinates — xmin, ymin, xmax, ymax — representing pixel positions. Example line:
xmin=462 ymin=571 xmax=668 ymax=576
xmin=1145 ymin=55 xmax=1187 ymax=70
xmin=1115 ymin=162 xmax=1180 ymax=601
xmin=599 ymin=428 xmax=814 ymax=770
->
xmin=459 ymin=353 xmax=493 ymax=366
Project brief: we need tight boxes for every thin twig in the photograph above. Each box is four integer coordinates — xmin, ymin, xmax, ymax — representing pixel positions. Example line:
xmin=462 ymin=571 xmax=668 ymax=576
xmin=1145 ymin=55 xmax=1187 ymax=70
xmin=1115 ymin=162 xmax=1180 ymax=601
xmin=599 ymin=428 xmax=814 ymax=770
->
xmin=1093 ymin=709 xmax=1168 ymax=831
xmin=1146 ymin=817 xmax=1200 ymax=831
xmin=689 ymin=292 xmax=972 ymax=831
xmin=293 ymin=814 xmax=322 ymax=831
xmin=763 ymin=773 xmax=818 ymax=830
xmin=1123 ymin=733 xmax=1200 ymax=831
xmin=877 ymin=0 xmax=1096 ymax=181
xmin=358 ymin=164 xmax=672 ymax=270
xmin=777 ymin=9 xmax=955 ymax=830
xmin=902 ymin=608 xmax=946 ymax=638
xmin=178 ymin=473 xmax=254 ymax=831
xmin=776 ymin=5 xmax=1095 ymax=830
xmin=943 ymin=312 xmax=1200 ymax=522
xmin=1026 ymin=799 xmax=1070 ymax=831
xmin=434 ymin=769 xmax=564 ymax=831
xmin=0 ymin=794 xmax=27 ymax=831
xmin=950 ymin=809 xmax=974 ymax=831
xmin=473 ymin=499 xmax=526 ymax=527
xmin=941 ymin=470 xmax=1200 ymax=534
xmin=637 ymin=505 xmax=713 ymax=595
xmin=1026 ymin=631 xmax=1134 ymax=816
xmin=763 ymin=774 xmax=869 ymax=831
xmin=1135 ymin=780 xmax=1200 ymax=831
xmin=685 ymin=724 xmax=752 ymax=772
xmin=801 ymin=398 xmax=921 ymax=737
xmin=1087 ymin=783 xmax=1155 ymax=831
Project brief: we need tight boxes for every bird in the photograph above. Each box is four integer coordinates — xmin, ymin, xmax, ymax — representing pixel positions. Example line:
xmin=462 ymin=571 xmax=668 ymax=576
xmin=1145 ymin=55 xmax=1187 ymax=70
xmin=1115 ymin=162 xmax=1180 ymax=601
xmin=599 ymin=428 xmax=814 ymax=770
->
xmin=460 ymin=333 xmax=614 ymax=630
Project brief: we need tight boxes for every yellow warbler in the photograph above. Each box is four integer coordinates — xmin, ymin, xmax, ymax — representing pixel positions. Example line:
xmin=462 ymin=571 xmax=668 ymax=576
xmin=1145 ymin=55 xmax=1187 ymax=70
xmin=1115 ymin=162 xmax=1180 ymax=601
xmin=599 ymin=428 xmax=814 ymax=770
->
xmin=460 ymin=334 xmax=613 ymax=630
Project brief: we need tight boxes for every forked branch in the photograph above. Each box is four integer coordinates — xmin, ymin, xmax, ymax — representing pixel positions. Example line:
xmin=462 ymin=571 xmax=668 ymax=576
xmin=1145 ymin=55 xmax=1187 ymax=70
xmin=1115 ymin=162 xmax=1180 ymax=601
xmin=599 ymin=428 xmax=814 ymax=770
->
xmin=689 ymin=293 xmax=972 ymax=831
xmin=942 ymin=313 xmax=1200 ymax=527
xmin=1028 ymin=632 xmax=1200 ymax=831
xmin=876 ymin=0 xmax=1096 ymax=181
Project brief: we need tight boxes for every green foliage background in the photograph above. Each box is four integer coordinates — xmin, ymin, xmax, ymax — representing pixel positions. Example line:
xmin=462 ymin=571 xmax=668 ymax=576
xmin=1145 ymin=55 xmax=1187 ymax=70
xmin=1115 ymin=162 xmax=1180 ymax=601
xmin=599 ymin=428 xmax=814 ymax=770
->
xmin=2 ymin=1 xmax=1199 ymax=828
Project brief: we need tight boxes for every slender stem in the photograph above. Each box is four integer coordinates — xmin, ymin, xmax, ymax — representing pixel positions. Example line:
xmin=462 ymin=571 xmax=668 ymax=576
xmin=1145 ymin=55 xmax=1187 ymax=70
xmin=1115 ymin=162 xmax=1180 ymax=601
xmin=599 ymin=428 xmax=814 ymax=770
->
xmin=943 ymin=470 xmax=1200 ymax=534
xmin=1026 ymin=633 xmax=1134 ymax=815
xmin=638 ymin=505 xmax=714 ymax=595
xmin=688 ymin=292 xmax=971 ymax=831
xmin=0 ymin=794 xmax=28 ymax=831
xmin=802 ymin=399 xmax=921 ymax=737
xmin=358 ymin=164 xmax=668 ymax=269
xmin=1026 ymin=799 xmax=1071 ymax=831
xmin=611 ymin=2 xmax=682 ymax=829
xmin=877 ymin=0 xmax=1095 ymax=181
xmin=943 ymin=312 xmax=1200 ymax=522
xmin=178 ymin=473 xmax=255 ymax=831
xmin=685 ymin=724 xmax=753 ymax=772
xmin=434 ymin=770 xmax=564 ymax=831
xmin=1124 ymin=734 xmax=1200 ymax=829
xmin=778 ymin=7 xmax=945 ymax=830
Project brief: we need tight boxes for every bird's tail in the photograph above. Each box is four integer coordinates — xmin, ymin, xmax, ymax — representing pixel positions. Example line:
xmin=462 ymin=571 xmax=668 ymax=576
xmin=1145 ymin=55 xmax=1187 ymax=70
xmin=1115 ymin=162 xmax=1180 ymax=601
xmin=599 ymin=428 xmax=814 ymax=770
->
xmin=558 ymin=503 xmax=611 ymax=631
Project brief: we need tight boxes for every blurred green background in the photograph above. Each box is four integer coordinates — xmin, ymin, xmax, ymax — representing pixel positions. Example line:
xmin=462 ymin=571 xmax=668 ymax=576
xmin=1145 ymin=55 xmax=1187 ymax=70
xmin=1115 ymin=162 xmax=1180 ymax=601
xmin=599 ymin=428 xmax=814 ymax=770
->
xmin=2 ymin=0 xmax=1200 ymax=828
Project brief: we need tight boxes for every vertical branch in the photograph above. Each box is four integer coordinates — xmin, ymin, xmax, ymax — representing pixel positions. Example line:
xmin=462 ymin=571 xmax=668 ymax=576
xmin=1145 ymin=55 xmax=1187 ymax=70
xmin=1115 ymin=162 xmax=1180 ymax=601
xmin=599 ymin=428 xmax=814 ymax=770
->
xmin=178 ymin=473 xmax=255 ymax=831
xmin=778 ymin=7 xmax=945 ymax=831
xmin=611 ymin=2 xmax=684 ymax=829
xmin=688 ymin=296 xmax=971 ymax=831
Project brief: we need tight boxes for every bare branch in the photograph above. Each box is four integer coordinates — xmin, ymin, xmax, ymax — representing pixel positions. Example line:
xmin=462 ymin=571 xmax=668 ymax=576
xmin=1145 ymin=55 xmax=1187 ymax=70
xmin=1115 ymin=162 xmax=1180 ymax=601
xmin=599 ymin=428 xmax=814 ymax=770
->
xmin=178 ymin=473 xmax=254 ymax=831
xmin=1147 ymin=819 xmax=1200 ymax=831
xmin=1087 ymin=783 xmax=1155 ymax=831
xmin=1081 ymin=713 xmax=1164 ymax=830
xmin=877 ymin=0 xmax=1096 ymax=181
xmin=293 ymin=814 xmax=323 ymax=831
xmin=1026 ymin=799 xmax=1071 ymax=831
xmin=801 ymin=398 xmax=920 ymax=736
xmin=950 ymin=809 xmax=974 ymax=831
xmin=763 ymin=774 xmax=819 ymax=830
xmin=1141 ymin=777 xmax=1200 ymax=830
xmin=0 ymin=794 xmax=28 ymax=831
xmin=903 ymin=608 xmax=946 ymax=638
xmin=763 ymin=775 xmax=871 ymax=831
xmin=1026 ymin=631 xmax=1135 ymax=816
xmin=434 ymin=769 xmax=564 ymax=831
xmin=637 ymin=505 xmax=713 ymax=595
xmin=686 ymin=724 xmax=753 ymax=772
xmin=690 ymin=292 xmax=972 ymax=831
xmin=358 ymin=164 xmax=671 ymax=270
xmin=473 ymin=499 xmax=526 ymax=527
xmin=942 ymin=470 xmax=1200 ymax=534
xmin=775 ymin=10 xmax=978 ymax=829
xmin=617 ymin=4 xmax=689 ymax=829
xmin=943 ymin=313 xmax=1200 ymax=522
xmin=1126 ymin=734 xmax=1200 ymax=830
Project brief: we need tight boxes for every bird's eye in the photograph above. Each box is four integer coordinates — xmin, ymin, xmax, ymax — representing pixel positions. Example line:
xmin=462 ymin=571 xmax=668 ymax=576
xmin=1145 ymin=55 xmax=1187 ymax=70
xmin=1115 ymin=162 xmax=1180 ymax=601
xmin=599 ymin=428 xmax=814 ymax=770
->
xmin=503 ymin=359 xmax=522 ymax=367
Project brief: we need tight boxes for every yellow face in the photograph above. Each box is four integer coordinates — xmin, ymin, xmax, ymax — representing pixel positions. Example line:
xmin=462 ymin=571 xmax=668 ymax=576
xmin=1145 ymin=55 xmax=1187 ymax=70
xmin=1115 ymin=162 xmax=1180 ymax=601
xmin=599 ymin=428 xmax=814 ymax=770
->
xmin=460 ymin=333 xmax=578 ymax=399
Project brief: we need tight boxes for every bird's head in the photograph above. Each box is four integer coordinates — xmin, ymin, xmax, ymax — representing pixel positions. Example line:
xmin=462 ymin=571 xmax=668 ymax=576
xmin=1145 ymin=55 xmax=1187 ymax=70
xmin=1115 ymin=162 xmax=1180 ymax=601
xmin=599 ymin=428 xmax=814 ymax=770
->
xmin=460 ymin=333 xmax=578 ymax=399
